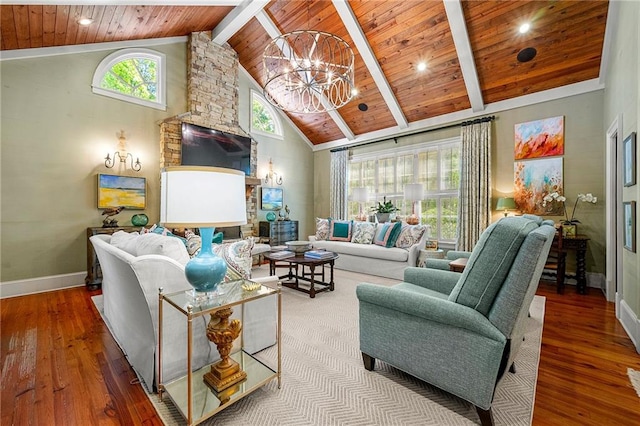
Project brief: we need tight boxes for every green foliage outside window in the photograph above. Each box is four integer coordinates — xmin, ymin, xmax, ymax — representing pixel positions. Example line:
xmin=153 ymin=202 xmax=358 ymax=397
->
xmin=252 ymin=98 xmax=276 ymax=134
xmin=101 ymin=58 xmax=157 ymax=101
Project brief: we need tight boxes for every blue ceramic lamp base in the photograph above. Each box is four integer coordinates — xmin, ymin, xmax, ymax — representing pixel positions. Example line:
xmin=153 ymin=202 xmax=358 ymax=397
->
xmin=184 ymin=227 xmax=227 ymax=293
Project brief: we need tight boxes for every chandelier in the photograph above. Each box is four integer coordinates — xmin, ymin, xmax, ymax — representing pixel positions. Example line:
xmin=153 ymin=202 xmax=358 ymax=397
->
xmin=263 ymin=30 xmax=355 ymax=114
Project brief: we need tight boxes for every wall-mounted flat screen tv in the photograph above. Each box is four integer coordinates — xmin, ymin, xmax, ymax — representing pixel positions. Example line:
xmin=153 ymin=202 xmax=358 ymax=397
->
xmin=180 ymin=122 xmax=251 ymax=175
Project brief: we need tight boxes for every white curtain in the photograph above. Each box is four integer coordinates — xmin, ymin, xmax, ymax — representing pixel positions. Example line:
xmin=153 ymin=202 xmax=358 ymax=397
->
xmin=330 ymin=150 xmax=349 ymax=219
xmin=457 ymin=119 xmax=493 ymax=251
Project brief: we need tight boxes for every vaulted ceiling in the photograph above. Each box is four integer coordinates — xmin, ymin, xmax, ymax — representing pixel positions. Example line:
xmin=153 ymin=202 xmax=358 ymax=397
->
xmin=0 ymin=1 xmax=611 ymax=150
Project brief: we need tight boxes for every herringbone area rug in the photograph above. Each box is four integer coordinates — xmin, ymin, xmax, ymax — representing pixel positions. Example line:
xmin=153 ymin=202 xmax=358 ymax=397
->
xmin=96 ymin=268 xmax=545 ymax=425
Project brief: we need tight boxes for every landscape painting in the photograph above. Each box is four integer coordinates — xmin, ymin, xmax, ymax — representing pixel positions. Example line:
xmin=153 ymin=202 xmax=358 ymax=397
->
xmin=515 ymin=116 xmax=564 ymax=160
xmin=514 ymin=157 xmax=563 ymax=215
xmin=97 ymin=174 xmax=146 ymax=209
xmin=261 ymin=187 xmax=283 ymax=211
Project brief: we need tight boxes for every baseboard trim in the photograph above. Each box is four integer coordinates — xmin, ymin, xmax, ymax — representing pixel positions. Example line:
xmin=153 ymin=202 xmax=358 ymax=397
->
xmin=619 ymin=299 xmax=640 ymax=353
xmin=0 ymin=272 xmax=86 ymax=299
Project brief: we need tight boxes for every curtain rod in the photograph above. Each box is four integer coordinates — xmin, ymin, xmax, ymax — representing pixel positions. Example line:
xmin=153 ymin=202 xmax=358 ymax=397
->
xmin=330 ymin=115 xmax=496 ymax=152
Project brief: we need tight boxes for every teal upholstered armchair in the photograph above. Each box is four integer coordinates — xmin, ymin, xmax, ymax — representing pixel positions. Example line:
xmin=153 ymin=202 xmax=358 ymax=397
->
xmin=356 ymin=216 xmax=556 ymax=426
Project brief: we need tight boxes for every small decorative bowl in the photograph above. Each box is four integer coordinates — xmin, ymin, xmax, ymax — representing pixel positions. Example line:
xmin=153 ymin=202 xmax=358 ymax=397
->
xmin=285 ymin=240 xmax=312 ymax=253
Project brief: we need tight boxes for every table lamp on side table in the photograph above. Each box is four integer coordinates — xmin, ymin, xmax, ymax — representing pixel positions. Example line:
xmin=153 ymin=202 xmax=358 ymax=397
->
xmin=160 ymin=166 xmax=249 ymax=392
xmin=496 ymin=197 xmax=517 ymax=217
xmin=404 ymin=183 xmax=424 ymax=225
xmin=352 ymin=187 xmax=369 ymax=221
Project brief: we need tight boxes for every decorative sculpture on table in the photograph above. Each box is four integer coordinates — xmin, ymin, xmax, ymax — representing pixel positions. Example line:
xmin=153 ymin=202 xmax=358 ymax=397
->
xmin=203 ymin=307 xmax=247 ymax=392
xmin=101 ymin=206 xmax=125 ymax=227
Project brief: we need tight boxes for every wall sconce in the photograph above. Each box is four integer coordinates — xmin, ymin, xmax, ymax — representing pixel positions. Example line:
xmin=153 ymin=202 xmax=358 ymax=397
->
xmin=264 ymin=158 xmax=282 ymax=186
xmin=496 ymin=197 xmax=517 ymax=217
xmin=105 ymin=130 xmax=142 ymax=172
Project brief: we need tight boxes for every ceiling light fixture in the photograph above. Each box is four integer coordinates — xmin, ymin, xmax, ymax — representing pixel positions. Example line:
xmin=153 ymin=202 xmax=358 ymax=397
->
xmin=77 ymin=17 xmax=94 ymax=26
xmin=517 ymin=47 xmax=537 ymax=63
xmin=417 ymin=62 xmax=427 ymax=71
xmin=519 ymin=23 xmax=531 ymax=34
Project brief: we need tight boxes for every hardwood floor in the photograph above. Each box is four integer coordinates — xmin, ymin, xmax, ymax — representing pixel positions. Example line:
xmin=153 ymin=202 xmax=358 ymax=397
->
xmin=1 ymin=282 xmax=639 ymax=425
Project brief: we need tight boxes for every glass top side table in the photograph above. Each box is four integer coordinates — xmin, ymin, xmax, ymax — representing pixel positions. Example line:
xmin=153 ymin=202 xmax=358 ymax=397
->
xmin=158 ymin=279 xmax=281 ymax=425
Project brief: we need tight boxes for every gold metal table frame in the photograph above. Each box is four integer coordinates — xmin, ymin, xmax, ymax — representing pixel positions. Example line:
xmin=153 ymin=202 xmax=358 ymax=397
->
xmin=158 ymin=279 xmax=281 ymax=425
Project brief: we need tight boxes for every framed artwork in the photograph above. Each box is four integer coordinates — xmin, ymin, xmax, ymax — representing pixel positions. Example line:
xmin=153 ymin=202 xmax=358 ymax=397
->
xmin=514 ymin=157 xmax=563 ymax=215
xmin=515 ymin=116 xmax=564 ymax=160
xmin=623 ymin=132 xmax=636 ymax=187
xmin=623 ymin=201 xmax=636 ymax=252
xmin=97 ymin=174 xmax=146 ymax=209
xmin=261 ymin=187 xmax=283 ymax=211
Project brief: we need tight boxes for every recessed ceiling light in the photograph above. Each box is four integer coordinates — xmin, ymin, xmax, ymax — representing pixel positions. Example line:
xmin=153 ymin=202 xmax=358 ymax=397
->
xmin=358 ymin=103 xmax=368 ymax=111
xmin=417 ymin=62 xmax=427 ymax=72
xmin=77 ymin=17 xmax=94 ymax=26
xmin=351 ymin=88 xmax=359 ymax=96
xmin=519 ymin=23 xmax=531 ymax=34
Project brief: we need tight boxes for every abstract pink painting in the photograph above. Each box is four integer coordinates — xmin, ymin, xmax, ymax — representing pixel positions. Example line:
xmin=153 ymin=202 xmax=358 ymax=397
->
xmin=515 ymin=116 xmax=564 ymax=160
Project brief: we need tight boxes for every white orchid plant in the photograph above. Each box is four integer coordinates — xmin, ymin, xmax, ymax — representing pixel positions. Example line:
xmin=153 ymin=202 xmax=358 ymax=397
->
xmin=542 ymin=192 xmax=598 ymax=225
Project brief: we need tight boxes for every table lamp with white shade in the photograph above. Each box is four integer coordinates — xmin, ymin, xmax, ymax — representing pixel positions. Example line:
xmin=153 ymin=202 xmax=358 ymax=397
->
xmin=160 ymin=166 xmax=247 ymax=294
xmin=404 ymin=183 xmax=424 ymax=225
xmin=352 ymin=187 xmax=369 ymax=221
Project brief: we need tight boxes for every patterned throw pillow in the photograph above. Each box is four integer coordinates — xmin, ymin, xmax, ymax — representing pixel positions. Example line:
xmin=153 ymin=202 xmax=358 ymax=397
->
xmin=315 ymin=218 xmax=330 ymax=240
xmin=373 ymin=222 xmax=403 ymax=248
xmin=351 ymin=222 xmax=377 ymax=244
xmin=395 ymin=224 xmax=427 ymax=248
xmin=329 ymin=219 xmax=353 ymax=241
xmin=212 ymin=239 xmax=254 ymax=281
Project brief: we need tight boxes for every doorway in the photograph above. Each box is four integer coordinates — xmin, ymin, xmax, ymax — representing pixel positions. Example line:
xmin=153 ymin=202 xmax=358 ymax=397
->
xmin=605 ymin=115 xmax=623 ymax=316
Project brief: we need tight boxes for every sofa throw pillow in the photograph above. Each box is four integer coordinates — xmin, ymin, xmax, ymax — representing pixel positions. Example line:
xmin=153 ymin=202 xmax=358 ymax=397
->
xmin=373 ymin=222 xmax=402 ymax=248
xmin=315 ymin=218 xmax=330 ymax=240
xmin=184 ymin=230 xmax=225 ymax=257
xmin=110 ymin=230 xmax=140 ymax=255
xmin=148 ymin=224 xmax=188 ymax=246
xmin=135 ymin=233 xmax=190 ymax=266
xmin=395 ymin=224 xmax=427 ymax=248
xmin=329 ymin=219 xmax=353 ymax=241
xmin=351 ymin=222 xmax=376 ymax=244
xmin=212 ymin=239 xmax=254 ymax=281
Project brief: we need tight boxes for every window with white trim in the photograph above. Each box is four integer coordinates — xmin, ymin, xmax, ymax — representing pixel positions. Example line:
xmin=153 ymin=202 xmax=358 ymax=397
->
xmin=251 ymin=90 xmax=283 ymax=138
xmin=92 ymin=48 xmax=166 ymax=110
xmin=348 ymin=137 xmax=460 ymax=242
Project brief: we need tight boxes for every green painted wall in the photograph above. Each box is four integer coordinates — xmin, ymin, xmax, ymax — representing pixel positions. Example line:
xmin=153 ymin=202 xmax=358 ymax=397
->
xmin=314 ymin=90 xmax=606 ymax=276
xmin=604 ymin=0 xmax=639 ymax=316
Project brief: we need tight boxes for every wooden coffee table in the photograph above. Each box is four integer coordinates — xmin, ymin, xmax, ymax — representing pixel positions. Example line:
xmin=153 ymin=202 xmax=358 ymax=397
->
xmin=264 ymin=252 xmax=338 ymax=298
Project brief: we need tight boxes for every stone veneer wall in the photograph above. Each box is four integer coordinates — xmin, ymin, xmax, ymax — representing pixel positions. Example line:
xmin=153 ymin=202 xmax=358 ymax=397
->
xmin=160 ymin=32 xmax=258 ymax=237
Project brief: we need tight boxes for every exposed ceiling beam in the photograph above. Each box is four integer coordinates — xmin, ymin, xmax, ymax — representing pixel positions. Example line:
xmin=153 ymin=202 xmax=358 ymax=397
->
xmin=1 ymin=1 xmax=242 ymax=4
xmin=443 ymin=0 xmax=485 ymax=113
xmin=211 ymin=0 xmax=269 ymax=45
xmin=598 ymin=0 xmax=619 ymax=85
xmin=255 ymin=9 xmax=356 ymax=141
xmin=332 ymin=0 xmax=408 ymax=129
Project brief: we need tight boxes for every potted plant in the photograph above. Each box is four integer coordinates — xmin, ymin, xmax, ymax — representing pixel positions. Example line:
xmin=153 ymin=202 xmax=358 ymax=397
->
xmin=371 ymin=197 xmax=398 ymax=223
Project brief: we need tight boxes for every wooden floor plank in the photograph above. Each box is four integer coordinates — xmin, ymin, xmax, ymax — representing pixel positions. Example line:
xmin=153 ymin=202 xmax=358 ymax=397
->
xmin=1 ymin=281 xmax=639 ymax=425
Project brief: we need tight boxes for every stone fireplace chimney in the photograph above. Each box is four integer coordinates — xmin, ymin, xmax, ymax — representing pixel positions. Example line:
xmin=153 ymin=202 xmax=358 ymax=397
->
xmin=160 ymin=32 xmax=259 ymax=237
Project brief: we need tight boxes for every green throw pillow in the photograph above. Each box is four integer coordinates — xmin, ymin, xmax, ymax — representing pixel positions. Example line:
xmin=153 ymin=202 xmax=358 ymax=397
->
xmin=328 ymin=219 xmax=353 ymax=241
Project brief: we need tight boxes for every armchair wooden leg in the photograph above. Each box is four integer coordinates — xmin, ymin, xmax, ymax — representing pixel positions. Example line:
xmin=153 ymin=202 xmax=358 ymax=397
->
xmin=476 ymin=406 xmax=494 ymax=426
xmin=509 ymin=362 xmax=516 ymax=374
xmin=362 ymin=353 xmax=375 ymax=371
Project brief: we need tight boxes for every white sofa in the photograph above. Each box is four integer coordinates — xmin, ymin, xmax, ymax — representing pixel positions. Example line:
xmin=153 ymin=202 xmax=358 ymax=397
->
xmin=90 ymin=233 xmax=277 ymax=391
xmin=308 ymin=225 xmax=428 ymax=280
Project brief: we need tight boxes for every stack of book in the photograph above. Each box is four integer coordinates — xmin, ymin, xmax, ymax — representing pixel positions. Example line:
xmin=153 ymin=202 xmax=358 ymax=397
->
xmin=269 ymin=250 xmax=295 ymax=259
xmin=304 ymin=249 xmax=334 ymax=259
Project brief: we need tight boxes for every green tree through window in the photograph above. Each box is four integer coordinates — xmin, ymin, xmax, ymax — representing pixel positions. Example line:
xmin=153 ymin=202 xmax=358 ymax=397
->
xmin=251 ymin=91 xmax=282 ymax=137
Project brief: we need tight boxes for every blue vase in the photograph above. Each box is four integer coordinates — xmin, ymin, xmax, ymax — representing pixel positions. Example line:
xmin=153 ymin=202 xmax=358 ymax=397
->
xmin=185 ymin=227 xmax=227 ymax=293
xmin=266 ymin=212 xmax=277 ymax=222
xmin=131 ymin=213 xmax=149 ymax=226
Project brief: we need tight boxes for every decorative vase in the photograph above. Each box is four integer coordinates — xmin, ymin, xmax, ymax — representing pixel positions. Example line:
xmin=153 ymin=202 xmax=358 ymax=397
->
xmin=266 ymin=212 xmax=277 ymax=222
xmin=131 ymin=213 xmax=149 ymax=226
xmin=563 ymin=224 xmax=577 ymax=237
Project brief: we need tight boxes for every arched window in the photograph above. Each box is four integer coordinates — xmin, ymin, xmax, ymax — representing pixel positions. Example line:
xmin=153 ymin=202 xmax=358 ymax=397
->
xmin=92 ymin=48 xmax=166 ymax=110
xmin=251 ymin=90 xmax=282 ymax=138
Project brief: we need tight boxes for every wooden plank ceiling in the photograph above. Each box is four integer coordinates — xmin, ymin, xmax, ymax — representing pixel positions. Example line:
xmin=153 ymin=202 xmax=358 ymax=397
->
xmin=0 ymin=1 xmax=609 ymax=148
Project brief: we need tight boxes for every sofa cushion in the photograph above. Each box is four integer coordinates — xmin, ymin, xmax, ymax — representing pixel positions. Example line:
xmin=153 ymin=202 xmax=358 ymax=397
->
xmin=315 ymin=217 xmax=330 ymax=240
xmin=329 ymin=219 xmax=353 ymax=241
xmin=395 ymin=224 xmax=427 ymax=248
xmin=135 ymin=233 xmax=190 ymax=266
xmin=448 ymin=217 xmax=540 ymax=315
xmin=110 ymin=230 xmax=140 ymax=255
xmin=351 ymin=221 xmax=376 ymax=244
xmin=373 ymin=222 xmax=402 ymax=248
xmin=313 ymin=239 xmax=409 ymax=262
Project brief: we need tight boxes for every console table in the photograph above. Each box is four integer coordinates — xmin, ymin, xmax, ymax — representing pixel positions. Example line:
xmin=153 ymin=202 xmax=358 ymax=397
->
xmin=562 ymin=235 xmax=590 ymax=294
